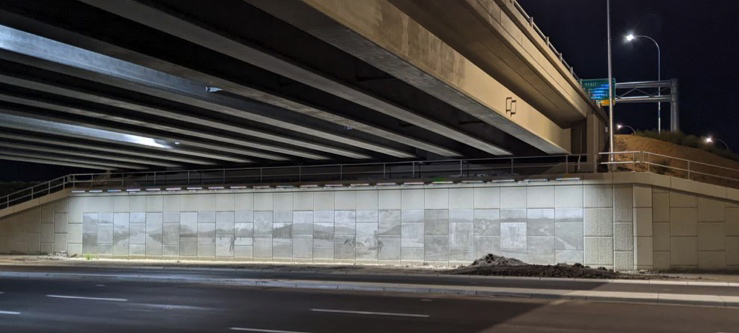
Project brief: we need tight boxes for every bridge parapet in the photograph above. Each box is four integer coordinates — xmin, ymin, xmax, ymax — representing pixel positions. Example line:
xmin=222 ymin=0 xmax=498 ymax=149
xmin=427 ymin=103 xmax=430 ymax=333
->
xmin=389 ymin=0 xmax=604 ymax=125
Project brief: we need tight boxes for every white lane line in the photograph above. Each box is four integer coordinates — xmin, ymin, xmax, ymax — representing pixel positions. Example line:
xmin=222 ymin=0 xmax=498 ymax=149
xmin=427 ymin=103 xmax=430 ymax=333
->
xmin=47 ymin=295 xmax=128 ymax=302
xmin=230 ymin=328 xmax=312 ymax=333
xmin=0 ymin=311 xmax=20 ymax=315
xmin=311 ymin=308 xmax=429 ymax=318
xmin=135 ymin=303 xmax=212 ymax=311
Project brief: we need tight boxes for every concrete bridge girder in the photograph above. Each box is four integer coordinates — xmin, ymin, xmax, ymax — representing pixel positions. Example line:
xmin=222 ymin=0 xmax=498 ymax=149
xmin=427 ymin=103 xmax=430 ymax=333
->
xmin=0 ymin=131 xmax=215 ymax=166
xmin=389 ymin=0 xmax=596 ymax=124
xmin=0 ymin=154 xmax=118 ymax=170
xmin=0 ymin=112 xmax=254 ymax=164
xmin=0 ymin=10 xmax=461 ymax=159
xmin=0 ymin=74 xmax=317 ymax=161
xmin=0 ymin=141 xmax=181 ymax=168
xmin=0 ymin=146 xmax=147 ymax=170
xmin=0 ymin=25 xmax=417 ymax=161
xmin=79 ymin=0 xmax=512 ymax=157
xmin=247 ymin=0 xmax=573 ymax=155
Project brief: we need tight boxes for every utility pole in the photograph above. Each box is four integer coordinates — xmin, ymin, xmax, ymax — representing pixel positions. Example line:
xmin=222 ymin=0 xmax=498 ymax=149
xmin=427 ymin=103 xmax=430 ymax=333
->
xmin=607 ymin=0 xmax=615 ymax=160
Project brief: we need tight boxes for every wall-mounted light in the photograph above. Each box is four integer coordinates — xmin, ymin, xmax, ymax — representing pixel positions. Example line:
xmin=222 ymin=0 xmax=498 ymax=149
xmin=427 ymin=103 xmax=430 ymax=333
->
xmin=556 ymin=177 xmax=581 ymax=182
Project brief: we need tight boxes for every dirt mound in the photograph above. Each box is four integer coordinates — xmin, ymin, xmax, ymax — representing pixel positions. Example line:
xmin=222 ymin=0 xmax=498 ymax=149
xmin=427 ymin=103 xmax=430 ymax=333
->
xmin=450 ymin=263 xmax=626 ymax=279
xmin=448 ymin=254 xmax=655 ymax=279
xmin=470 ymin=254 xmax=526 ymax=267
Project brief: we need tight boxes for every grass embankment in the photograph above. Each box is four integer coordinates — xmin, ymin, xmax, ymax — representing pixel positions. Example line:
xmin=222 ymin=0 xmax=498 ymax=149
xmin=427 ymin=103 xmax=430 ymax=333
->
xmin=615 ymin=134 xmax=739 ymax=188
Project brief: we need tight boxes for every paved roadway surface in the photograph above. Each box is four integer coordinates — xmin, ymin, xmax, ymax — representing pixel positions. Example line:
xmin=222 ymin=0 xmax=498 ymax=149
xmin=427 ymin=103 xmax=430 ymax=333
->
xmin=0 ymin=277 xmax=738 ymax=333
xmin=2 ymin=265 xmax=739 ymax=296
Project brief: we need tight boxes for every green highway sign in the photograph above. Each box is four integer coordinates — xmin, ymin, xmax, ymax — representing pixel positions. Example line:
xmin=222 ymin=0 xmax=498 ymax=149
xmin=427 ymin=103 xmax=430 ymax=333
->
xmin=580 ymin=78 xmax=616 ymax=105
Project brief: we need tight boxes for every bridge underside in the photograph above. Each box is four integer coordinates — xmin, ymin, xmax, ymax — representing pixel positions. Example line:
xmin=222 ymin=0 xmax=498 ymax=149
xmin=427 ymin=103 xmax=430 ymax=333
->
xmin=0 ymin=0 xmax=601 ymax=173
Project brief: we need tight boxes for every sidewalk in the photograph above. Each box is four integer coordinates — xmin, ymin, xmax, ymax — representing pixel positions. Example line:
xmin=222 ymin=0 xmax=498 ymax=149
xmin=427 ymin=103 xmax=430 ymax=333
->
xmin=2 ymin=257 xmax=739 ymax=308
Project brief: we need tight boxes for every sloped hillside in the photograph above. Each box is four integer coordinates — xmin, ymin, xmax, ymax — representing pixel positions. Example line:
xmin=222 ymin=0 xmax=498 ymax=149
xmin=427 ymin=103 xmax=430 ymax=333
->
xmin=614 ymin=135 xmax=739 ymax=188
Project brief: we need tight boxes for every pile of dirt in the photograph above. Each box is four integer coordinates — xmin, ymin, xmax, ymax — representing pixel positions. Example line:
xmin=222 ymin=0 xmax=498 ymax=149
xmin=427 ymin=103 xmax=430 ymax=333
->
xmin=470 ymin=254 xmax=527 ymax=267
xmin=448 ymin=254 xmax=653 ymax=279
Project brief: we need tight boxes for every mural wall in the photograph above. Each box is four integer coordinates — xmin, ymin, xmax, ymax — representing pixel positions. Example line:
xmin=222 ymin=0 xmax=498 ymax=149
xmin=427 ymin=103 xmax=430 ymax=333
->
xmin=0 ymin=180 xmax=736 ymax=270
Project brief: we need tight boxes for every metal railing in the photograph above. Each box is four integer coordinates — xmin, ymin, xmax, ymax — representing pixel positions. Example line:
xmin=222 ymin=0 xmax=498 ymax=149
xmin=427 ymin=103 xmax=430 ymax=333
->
xmin=1 ymin=154 xmax=589 ymax=210
xmin=0 ymin=176 xmax=71 ymax=210
xmin=601 ymin=151 xmax=739 ymax=188
xmin=511 ymin=0 xmax=580 ymax=82
xmin=5 ymin=151 xmax=739 ymax=212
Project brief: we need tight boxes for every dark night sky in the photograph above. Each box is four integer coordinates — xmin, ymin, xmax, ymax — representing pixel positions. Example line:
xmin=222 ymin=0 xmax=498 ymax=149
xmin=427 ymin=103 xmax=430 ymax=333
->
xmin=0 ymin=162 xmax=82 ymax=183
xmin=519 ymin=0 xmax=739 ymax=148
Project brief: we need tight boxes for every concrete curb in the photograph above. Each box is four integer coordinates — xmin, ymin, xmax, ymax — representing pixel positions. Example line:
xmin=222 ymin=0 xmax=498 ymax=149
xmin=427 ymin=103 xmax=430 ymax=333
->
xmin=1 ymin=262 xmax=737 ymax=287
xmin=2 ymin=271 xmax=739 ymax=308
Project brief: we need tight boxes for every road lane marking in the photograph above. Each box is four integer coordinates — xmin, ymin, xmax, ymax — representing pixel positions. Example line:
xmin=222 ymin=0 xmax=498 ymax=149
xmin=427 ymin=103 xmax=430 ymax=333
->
xmin=310 ymin=308 xmax=429 ymax=318
xmin=47 ymin=295 xmax=127 ymax=302
xmin=135 ymin=303 xmax=212 ymax=311
xmin=230 ymin=328 xmax=313 ymax=333
xmin=0 ymin=311 xmax=20 ymax=315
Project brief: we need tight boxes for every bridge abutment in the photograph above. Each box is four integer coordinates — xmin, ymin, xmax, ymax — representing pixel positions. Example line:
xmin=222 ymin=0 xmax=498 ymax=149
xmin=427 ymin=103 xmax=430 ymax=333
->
xmin=2 ymin=173 xmax=735 ymax=271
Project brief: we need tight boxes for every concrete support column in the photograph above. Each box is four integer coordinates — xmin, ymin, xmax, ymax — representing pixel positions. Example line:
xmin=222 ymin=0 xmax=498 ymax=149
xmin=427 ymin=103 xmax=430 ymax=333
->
xmin=583 ymin=184 xmax=614 ymax=269
xmin=586 ymin=112 xmax=606 ymax=172
xmin=633 ymin=185 xmax=654 ymax=270
xmin=613 ymin=185 xmax=634 ymax=271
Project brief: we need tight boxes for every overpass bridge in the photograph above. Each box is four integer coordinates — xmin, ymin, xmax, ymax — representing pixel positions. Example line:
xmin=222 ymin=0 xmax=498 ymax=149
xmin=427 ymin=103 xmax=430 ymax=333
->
xmin=0 ymin=0 xmax=605 ymax=171
xmin=5 ymin=0 xmax=679 ymax=271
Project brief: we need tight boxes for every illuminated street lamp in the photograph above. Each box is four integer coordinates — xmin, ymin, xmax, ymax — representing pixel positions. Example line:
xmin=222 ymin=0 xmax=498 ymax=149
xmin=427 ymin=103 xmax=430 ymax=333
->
xmin=625 ymin=33 xmax=662 ymax=132
xmin=616 ymin=124 xmax=636 ymax=133
xmin=705 ymin=136 xmax=731 ymax=150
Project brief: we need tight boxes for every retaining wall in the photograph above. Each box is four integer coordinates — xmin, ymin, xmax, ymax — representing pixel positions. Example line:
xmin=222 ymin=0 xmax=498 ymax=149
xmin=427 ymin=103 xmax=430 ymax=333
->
xmin=1 ymin=173 xmax=738 ymax=270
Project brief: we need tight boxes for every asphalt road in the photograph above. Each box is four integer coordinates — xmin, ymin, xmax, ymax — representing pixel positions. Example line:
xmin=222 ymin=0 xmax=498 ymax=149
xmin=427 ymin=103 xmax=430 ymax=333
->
xmin=0 ymin=277 xmax=738 ymax=333
xmin=2 ymin=264 xmax=739 ymax=296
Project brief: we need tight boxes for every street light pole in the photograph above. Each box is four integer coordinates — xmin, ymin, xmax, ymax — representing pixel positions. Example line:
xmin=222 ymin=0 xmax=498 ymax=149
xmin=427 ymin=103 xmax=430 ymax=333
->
xmin=717 ymin=139 xmax=731 ymax=151
xmin=706 ymin=137 xmax=731 ymax=151
xmin=617 ymin=124 xmax=636 ymax=133
xmin=626 ymin=34 xmax=662 ymax=132
xmin=607 ymin=0 xmax=615 ymax=160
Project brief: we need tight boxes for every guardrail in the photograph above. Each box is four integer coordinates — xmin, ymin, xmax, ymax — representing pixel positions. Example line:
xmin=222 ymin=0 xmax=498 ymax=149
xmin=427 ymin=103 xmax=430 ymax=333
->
xmin=0 ymin=176 xmax=71 ymax=210
xmin=601 ymin=151 xmax=739 ymax=188
xmin=1 ymin=154 xmax=589 ymax=210
xmin=511 ymin=0 xmax=580 ymax=82
xmin=4 ymin=151 xmax=739 ymax=213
